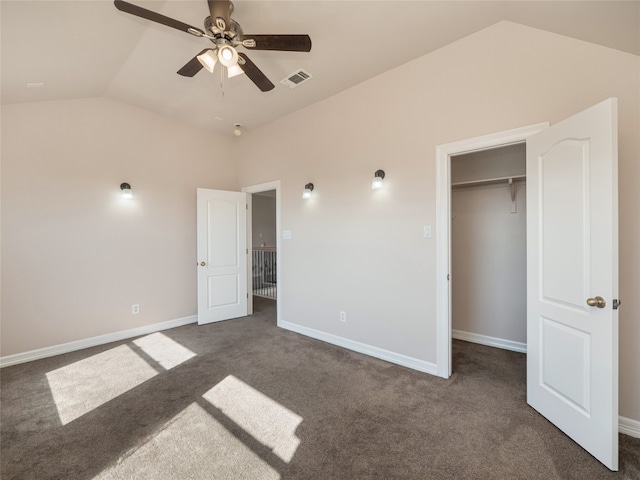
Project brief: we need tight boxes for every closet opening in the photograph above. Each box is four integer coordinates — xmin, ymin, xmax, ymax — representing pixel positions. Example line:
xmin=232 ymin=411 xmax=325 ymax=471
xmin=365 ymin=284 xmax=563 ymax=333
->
xmin=450 ymin=143 xmax=527 ymax=367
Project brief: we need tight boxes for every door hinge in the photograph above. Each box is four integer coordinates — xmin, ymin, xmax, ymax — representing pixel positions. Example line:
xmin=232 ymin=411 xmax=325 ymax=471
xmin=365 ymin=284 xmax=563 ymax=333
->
xmin=613 ymin=299 xmax=621 ymax=310
xmin=447 ymin=274 xmax=450 ymax=281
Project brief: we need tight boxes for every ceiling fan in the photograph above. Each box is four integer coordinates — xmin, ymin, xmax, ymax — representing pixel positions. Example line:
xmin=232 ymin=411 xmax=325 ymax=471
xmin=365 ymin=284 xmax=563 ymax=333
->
xmin=114 ymin=0 xmax=312 ymax=92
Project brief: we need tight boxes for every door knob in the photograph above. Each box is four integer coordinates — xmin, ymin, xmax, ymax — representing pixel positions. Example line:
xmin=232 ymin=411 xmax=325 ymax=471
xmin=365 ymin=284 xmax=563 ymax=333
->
xmin=586 ymin=296 xmax=606 ymax=308
xmin=200 ymin=261 xmax=206 ymax=266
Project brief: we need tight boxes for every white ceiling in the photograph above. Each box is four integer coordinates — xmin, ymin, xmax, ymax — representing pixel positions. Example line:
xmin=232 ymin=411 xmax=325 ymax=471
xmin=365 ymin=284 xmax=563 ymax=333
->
xmin=2 ymin=1 xmax=639 ymax=136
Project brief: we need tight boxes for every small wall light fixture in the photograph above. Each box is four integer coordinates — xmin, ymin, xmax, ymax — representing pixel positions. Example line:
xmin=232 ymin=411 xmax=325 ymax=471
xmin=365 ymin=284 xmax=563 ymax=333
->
xmin=120 ymin=182 xmax=133 ymax=199
xmin=233 ymin=124 xmax=242 ymax=136
xmin=302 ymin=183 xmax=314 ymax=199
xmin=372 ymin=169 xmax=385 ymax=190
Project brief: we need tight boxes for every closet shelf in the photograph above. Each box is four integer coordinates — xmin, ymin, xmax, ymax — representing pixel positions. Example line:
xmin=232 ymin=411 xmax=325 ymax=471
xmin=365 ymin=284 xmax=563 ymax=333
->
xmin=451 ymin=174 xmax=526 ymax=188
xmin=452 ymin=175 xmax=525 ymax=214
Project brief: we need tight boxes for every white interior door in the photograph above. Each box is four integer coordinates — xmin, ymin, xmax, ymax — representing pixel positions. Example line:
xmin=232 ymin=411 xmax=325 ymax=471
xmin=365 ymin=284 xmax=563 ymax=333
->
xmin=197 ymin=188 xmax=248 ymax=325
xmin=526 ymin=98 xmax=619 ymax=470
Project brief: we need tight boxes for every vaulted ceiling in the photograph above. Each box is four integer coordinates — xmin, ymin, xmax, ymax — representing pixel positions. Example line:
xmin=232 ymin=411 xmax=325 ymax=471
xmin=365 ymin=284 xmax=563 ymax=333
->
xmin=2 ymin=1 xmax=638 ymax=136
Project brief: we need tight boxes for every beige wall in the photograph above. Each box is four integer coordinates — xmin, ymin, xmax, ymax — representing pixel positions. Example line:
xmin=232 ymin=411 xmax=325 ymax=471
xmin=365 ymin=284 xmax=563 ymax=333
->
xmin=236 ymin=22 xmax=640 ymax=420
xmin=1 ymin=97 xmax=236 ymax=355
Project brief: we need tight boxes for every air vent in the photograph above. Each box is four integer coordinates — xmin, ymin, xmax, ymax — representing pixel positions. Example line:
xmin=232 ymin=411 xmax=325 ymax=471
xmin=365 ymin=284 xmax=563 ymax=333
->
xmin=280 ymin=69 xmax=313 ymax=89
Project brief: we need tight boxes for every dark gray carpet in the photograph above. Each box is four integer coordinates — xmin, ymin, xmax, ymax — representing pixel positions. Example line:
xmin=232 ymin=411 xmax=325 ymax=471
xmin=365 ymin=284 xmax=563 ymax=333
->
xmin=1 ymin=297 xmax=638 ymax=479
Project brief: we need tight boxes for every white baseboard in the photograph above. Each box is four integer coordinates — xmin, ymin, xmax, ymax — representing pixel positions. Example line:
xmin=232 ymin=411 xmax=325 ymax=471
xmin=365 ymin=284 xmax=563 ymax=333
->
xmin=0 ymin=315 xmax=197 ymax=368
xmin=453 ymin=329 xmax=527 ymax=354
xmin=619 ymin=416 xmax=640 ymax=438
xmin=278 ymin=320 xmax=438 ymax=375
xmin=3 ymin=316 xmax=636 ymax=439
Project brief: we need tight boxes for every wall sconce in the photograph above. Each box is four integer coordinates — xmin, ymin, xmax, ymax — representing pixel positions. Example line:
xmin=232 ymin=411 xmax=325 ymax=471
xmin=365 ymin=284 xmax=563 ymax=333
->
xmin=233 ymin=124 xmax=242 ymax=136
xmin=372 ymin=169 xmax=385 ymax=190
xmin=120 ymin=182 xmax=133 ymax=199
xmin=302 ymin=183 xmax=314 ymax=199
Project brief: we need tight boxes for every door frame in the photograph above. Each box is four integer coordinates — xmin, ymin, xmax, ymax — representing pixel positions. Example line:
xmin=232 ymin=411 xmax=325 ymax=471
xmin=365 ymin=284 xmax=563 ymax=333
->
xmin=435 ymin=123 xmax=548 ymax=378
xmin=242 ymin=181 xmax=282 ymax=323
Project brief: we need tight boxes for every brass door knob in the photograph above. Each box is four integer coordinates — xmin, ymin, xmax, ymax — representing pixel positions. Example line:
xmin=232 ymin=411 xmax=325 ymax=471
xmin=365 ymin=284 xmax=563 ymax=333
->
xmin=200 ymin=261 xmax=206 ymax=266
xmin=586 ymin=296 xmax=606 ymax=308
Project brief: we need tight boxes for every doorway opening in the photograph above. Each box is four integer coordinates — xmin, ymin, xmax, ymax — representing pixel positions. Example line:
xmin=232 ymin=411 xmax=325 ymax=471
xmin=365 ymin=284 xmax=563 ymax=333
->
xmin=435 ymin=123 xmax=548 ymax=378
xmin=450 ymin=143 xmax=527 ymax=358
xmin=242 ymin=181 xmax=282 ymax=322
xmin=251 ymin=190 xmax=277 ymax=300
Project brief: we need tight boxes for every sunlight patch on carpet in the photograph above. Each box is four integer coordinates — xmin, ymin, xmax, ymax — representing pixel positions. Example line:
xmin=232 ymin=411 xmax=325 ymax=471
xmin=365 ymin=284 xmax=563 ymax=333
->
xmin=93 ymin=403 xmax=280 ymax=480
xmin=202 ymin=375 xmax=302 ymax=462
xmin=133 ymin=332 xmax=196 ymax=370
xmin=46 ymin=345 xmax=158 ymax=425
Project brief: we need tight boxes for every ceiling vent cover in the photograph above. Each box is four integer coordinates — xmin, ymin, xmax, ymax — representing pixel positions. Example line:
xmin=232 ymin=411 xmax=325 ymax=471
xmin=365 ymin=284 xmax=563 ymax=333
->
xmin=280 ymin=69 xmax=313 ymax=88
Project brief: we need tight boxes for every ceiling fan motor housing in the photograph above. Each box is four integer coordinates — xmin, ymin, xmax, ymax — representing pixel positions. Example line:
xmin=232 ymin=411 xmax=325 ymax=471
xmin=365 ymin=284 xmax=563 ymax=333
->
xmin=204 ymin=17 xmax=242 ymax=45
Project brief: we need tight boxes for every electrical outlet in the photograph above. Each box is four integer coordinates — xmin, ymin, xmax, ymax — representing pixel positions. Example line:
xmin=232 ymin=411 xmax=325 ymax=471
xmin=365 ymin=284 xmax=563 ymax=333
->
xmin=339 ymin=311 xmax=346 ymax=323
xmin=132 ymin=304 xmax=140 ymax=314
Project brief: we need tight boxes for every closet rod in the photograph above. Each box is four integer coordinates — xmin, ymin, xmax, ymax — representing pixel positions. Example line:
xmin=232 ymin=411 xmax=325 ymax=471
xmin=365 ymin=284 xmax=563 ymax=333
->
xmin=451 ymin=174 xmax=526 ymax=188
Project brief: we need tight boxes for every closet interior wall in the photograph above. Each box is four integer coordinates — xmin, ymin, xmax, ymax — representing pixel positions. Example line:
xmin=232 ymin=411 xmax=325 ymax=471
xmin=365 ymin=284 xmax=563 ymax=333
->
xmin=451 ymin=143 xmax=527 ymax=349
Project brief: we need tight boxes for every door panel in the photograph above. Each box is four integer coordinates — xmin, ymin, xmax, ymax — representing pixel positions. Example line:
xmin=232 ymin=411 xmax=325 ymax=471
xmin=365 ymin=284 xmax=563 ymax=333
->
xmin=197 ymin=189 xmax=248 ymax=325
xmin=527 ymin=98 xmax=618 ymax=470
xmin=209 ymin=200 xmax=240 ymax=267
xmin=540 ymin=316 xmax=590 ymax=413
xmin=540 ymin=139 xmax=590 ymax=308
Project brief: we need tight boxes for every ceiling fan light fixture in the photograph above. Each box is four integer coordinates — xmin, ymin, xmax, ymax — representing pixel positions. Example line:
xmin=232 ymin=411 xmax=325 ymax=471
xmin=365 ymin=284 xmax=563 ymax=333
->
xmin=197 ymin=49 xmax=218 ymax=73
xmin=227 ymin=64 xmax=245 ymax=78
xmin=218 ymin=45 xmax=238 ymax=67
xmin=113 ymin=1 xmax=312 ymax=93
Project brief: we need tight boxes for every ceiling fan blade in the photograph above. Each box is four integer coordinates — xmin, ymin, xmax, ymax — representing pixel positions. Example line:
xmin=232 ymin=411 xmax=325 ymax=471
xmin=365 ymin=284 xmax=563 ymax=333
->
xmin=177 ymin=49 xmax=211 ymax=77
xmin=237 ymin=53 xmax=275 ymax=92
xmin=241 ymin=34 xmax=312 ymax=52
xmin=114 ymin=0 xmax=206 ymax=37
xmin=207 ymin=0 xmax=232 ymax=32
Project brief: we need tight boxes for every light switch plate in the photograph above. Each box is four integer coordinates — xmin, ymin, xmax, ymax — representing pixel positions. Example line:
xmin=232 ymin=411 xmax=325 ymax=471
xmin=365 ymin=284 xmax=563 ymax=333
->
xmin=423 ymin=225 xmax=432 ymax=238
xmin=283 ymin=230 xmax=292 ymax=240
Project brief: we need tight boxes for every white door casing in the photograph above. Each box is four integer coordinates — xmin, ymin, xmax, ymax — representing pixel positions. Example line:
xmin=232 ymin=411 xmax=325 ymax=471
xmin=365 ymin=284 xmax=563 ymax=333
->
xmin=436 ymin=123 xmax=548 ymax=378
xmin=197 ymin=189 xmax=248 ymax=325
xmin=526 ymin=98 xmax=619 ymax=470
xmin=242 ymin=180 xmax=282 ymax=320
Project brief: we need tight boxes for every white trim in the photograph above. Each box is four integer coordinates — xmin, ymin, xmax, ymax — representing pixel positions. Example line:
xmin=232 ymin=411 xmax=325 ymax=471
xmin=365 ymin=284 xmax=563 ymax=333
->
xmin=0 ymin=315 xmax=197 ymax=368
xmin=435 ymin=123 xmax=548 ymax=379
xmin=3 ymin=312 xmax=635 ymax=439
xmin=619 ymin=416 xmax=640 ymax=438
xmin=242 ymin=180 xmax=281 ymax=324
xmin=452 ymin=329 xmax=527 ymax=354
xmin=280 ymin=320 xmax=438 ymax=375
